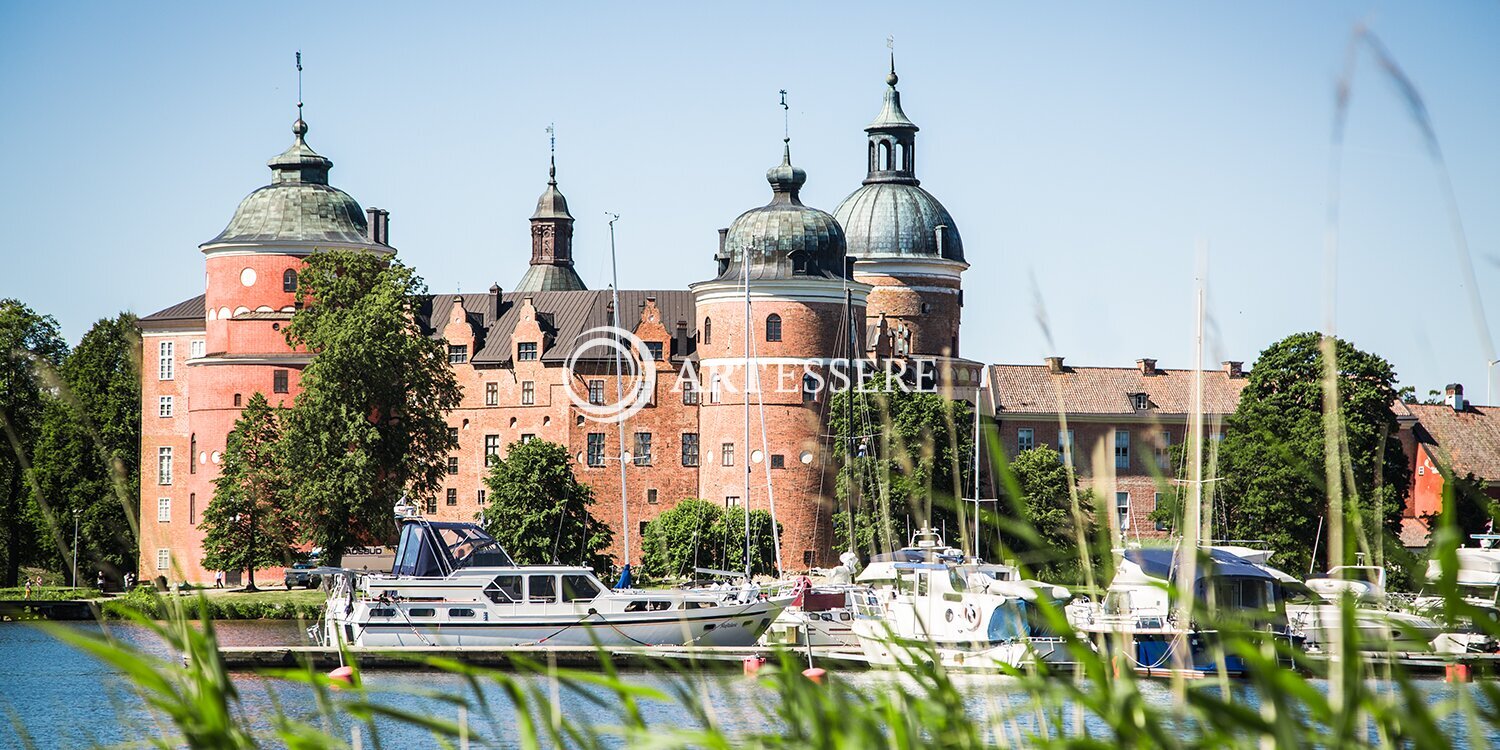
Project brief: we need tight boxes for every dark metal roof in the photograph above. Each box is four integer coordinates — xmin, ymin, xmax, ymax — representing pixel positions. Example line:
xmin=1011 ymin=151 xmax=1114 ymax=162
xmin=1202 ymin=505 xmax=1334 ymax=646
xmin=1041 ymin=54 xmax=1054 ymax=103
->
xmin=715 ymin=143 xmax=850 ymax=282
xmin=416 ymin=289 xmax=697 ymax=365
xmin=139 ymin=295 xmax=206 ymax=327
xmin=834 ymin=182 xmax=963 ymax=262
xmin=203 ymin=119 xmax=380 ymax=248
xmin=514 ymin=264 xmax=587 ymax=293
xmin=1124 ymin=547 xmax=1277 ymax=584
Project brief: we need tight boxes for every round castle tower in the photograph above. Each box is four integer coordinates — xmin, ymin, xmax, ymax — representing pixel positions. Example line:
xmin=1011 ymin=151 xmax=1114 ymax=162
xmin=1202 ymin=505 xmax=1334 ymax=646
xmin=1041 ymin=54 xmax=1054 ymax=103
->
xmin=691 ymin=141 xmax=870 ymax=570
xmin=833 ymin=61 xmax=967 ymax=359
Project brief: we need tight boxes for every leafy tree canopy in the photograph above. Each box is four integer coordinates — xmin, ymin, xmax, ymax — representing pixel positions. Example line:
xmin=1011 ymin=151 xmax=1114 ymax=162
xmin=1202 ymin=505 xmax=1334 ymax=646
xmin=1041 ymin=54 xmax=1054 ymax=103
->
xmin=27 ymin=313 xmax=140 ymax=580
xmin=992 ymin=446 xmax=1098 ymax=581
xmin=0 ymin=299 xmax=68 ymax=585
xmin=201 ymin=393 xmax=298 ymax=590
xmin=639 ymin=498 xmax=781 ymax=581
xmin=1214 ymin=332 xmax=1409 ymax=577
xmin=279 ymin=251 xmax=462 ymax=563
xmin=479 ymin=439 xmax=613 ymax=571
xmin=829 ymin=373 xmax=974 ymax=557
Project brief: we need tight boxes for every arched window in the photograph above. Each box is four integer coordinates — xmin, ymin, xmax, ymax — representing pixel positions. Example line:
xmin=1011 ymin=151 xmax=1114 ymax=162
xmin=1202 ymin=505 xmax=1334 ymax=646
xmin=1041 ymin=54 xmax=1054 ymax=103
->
xmin=894 ymin=143 xmax=905 ymax=171
xmin=877 ymin=141 xmax=891 ymax=171
xmin=766 ymin=314 xmax=782 ymax=342
xmin=282 ymin=269 xmax=298 ymax=293
xmin=189 ymin=434 xmax=196 ymax=475
xmin=703 ymin=318 xmax=712 ymax=345
xmin=868 ymin=141 xmax=877 ymax=172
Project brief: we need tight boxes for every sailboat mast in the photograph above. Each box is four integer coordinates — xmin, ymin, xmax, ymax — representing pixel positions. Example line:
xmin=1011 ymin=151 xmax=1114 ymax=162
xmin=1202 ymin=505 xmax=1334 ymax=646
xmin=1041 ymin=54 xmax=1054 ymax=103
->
xmin=742 ymin=243 xmax=753 ymax=579
xmin=971 ymin=368 xmax=983 ymax=560
xmin=607 ymin=215 xmax=630 ymax=569
xmin=845 ymin=288 xmax=858 ymax=556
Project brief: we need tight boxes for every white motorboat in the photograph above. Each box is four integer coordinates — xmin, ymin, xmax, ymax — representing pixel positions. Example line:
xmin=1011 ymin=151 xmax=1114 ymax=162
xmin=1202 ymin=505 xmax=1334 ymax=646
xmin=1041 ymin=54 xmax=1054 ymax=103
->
xmin=1411 ymin=535 xmax=1500 ymax=654
xmin=322 ymin=518 xmax=790 ymax=648
xmin=760 ymin=553 xmax=875 ymax=648
xmin=1066 ymin=547 xmax=1300 ymax=676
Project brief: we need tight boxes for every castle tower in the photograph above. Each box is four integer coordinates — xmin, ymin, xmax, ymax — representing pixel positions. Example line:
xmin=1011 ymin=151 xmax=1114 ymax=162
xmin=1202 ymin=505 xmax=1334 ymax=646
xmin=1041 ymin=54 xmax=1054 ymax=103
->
xmin=514 ymin=156 xmax=587 ymax=292
xmin=140 ymin=112 xmax=389 ymax=583
xmin=833 ymin=60 xmax=967 ymax=359
xmin=690 ymin=140 xmax=870 ymax=570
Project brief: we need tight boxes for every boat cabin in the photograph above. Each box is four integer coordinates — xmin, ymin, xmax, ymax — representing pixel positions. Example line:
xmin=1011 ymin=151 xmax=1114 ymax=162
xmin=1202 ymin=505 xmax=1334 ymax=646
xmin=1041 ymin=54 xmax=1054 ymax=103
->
xmin=391 ymin=520 xmax=516 ymax=577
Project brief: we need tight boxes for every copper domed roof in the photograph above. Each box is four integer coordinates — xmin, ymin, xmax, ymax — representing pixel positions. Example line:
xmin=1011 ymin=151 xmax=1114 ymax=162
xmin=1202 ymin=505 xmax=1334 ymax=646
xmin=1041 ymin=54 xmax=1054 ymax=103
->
xmin=715 ymin=142 xmax=850 ymax=282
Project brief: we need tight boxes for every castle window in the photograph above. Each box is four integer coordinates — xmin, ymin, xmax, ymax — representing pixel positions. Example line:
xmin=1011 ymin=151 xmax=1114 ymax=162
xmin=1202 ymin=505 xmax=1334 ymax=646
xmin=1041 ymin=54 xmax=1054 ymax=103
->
xmin=1017 ymin=428 xmax=1034 ymax=453
xmin=190 ymin=340 xmax=205 ymax=359
xmin=233 ymin=393 xmax=242 ymax=407
xmin=158 ymin=396 xmax=174 ymax=418
xmin=447 ymin=456 xmax=459 ymax=475
xmin=282 ymin=269 xmax=298 ymax=293
xmin=156 ymin=549 xmax=170 ymax=571
xmin=448 ymin=344 xmax=468 ymax=364
xmin=446 ymin=488 xmax=458 ymax=506
xmin=646 ymin=341 xmax=663 ymax=362
xmin=587 ymin=433 xmax=606 ymax=466
xmin=682 ymin=379 xmax=699 ymax=405
xmin=447 ymin=427 xmax=459 ymax=446
xmin=189 ymin=434 xmax=196 ymax=474
xmin=517 ymin=342 xmax=538 ymax=361
xmin=721 ymin=442 xmax=734 ymax=467
xmin=633 ymin=432 xmax=652 ymax=466
xmin=921 ymin=302 xmax=932 ymax=314
xmin=803 ymin=373 xmax=819 ymax=402
xmin=647 ymin=488 xmax=658 ymax=505
xmin=484 ymin=435 xmax=500 ymax=465
xmin=485 ymin=382 xmax=498 ymax=406
xmin=158 ymin=341 xmax=174 ymax=380
xmin=158 ymin=447 xmax=173 ymax=485
xmin=521 ymin=381 xmax=535 ymax=405
xmin=681 ymin=433 xmax=699 ymax=467
xmin=765 ymin=314 xmax=782 ymax=342
xmin=189 ymin=493 xmax=196 ymax=524
xmin=703 ymin=318 xmax=711 ymax=345
xmin=273 ymin=369 xmax=288 ymax=394
xmin=770 ymin=454 xmax=785 ymax=469
xmin=588 ymin=380 xmax=605 ymax=405
xmin=477 ymin=489 xmax=487 ymax=505
xmin=158 ymin=497 xmax=171 ymax=522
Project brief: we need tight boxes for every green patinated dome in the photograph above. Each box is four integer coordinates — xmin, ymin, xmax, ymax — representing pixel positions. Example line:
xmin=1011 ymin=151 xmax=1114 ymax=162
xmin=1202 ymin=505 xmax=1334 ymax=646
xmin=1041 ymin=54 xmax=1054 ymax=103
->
xmin=715 ymin=141 xmax=849 ymax=282
xmin=833 ymin=182 xmax=964 ymax=263
xmin=204 ymin=119 xmax=374 ymax=247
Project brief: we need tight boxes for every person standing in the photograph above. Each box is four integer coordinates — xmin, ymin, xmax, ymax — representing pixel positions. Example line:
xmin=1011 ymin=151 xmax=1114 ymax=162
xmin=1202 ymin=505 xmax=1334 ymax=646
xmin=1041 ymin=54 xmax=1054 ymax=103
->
xmin=23 ymin=578 xmax=32 ymax=600
xmin=96 ymin=571 xmax=105 ymax=593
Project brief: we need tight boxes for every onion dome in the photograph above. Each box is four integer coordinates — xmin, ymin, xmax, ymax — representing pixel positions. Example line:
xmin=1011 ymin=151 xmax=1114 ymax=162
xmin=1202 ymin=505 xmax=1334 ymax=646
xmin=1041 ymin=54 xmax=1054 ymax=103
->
xmin=715 ymin=141 xmax=850 ymax=281
xmin=203 ymin=118 xmax=379 ymax=249
xmin=832 ymin=63 xmax=964 ymax=263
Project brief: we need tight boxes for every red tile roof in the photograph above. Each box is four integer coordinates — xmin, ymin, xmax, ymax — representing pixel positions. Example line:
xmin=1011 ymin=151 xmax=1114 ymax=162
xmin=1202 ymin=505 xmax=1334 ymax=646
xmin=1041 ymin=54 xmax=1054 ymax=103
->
xmin=990 ymin=363 xmax=1248 ymax=417
xmin=1408 ymin=403 xmax=1500 ymax=480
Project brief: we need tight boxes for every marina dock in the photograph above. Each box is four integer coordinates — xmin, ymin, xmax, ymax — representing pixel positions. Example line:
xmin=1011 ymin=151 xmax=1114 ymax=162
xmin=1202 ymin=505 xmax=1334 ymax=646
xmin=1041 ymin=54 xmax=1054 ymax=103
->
xmin=215 ymin=644 xmax=874 ymax=671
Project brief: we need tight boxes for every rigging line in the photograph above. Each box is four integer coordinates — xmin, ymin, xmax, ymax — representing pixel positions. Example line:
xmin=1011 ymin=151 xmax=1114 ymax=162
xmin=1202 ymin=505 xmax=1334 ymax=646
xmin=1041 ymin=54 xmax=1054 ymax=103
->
xmin=746 ymin=301 xmax=783 ymax=576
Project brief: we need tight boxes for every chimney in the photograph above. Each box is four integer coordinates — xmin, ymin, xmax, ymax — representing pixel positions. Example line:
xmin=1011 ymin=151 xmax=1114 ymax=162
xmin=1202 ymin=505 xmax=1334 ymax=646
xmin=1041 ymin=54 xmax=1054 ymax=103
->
xmin=489 ymin=283 xmax=502 ymax=321
xmin=378 ymin=209 xmax=390 ymax=244
xmin=1137 ymin=358 xmax=1158 ymax=376
xmin=366 ymin=207 xmax=380 ymax=243
xmin=674 ymin=319 xmax=688 ymax=359
xmin=935 ymin=224 xmax=947 ymax=259
xmin=717 ymin=228 xmax=729 ymax=256
xmin=1446 ymin=383 xmax=1466 ymax=411
xmin=1222 ymin=361 xmax=1243 ymax=378
xmin=1046 ymin=356 xmax=1065 ymax=375
xmin=845 ymin=256 xmax=857 ymax=278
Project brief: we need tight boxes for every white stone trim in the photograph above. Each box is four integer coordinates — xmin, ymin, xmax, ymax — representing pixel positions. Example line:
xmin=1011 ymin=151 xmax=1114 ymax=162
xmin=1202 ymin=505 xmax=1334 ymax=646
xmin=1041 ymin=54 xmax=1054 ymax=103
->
xmin=140 ymin=326 xmax=204 ymax=336
xmin=187 ymin=355 xmax=312 ymax=366
xmin=866 ymin=284 xmax=961 ymax=296
xmin=853 ymin=256 xmax=968 ymax=280
xmin=689 ymin=277 xmax=872 ymax=305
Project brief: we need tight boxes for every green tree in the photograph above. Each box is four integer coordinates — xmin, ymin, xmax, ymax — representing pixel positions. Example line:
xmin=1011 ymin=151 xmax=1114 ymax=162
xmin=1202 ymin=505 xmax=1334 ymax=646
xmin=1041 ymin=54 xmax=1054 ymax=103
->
xmin=201 ymin=393 xmax=297 ymax=590
xmin=639 ymin=499 xmax=781 ymax=581
xmin=1215 ymin=332 xmax=1410 ymax=576
xmin=829 ymin=373 xmax=974 ymax=556
xmin=27 ymin=314 xmax=141 ymax=581
xmin=995 ymin=446 xmax=1098 ymax=579
xmin=0 ymin=300 xmax=68 ymax=586
xmin=280 ymin=250 xmax=462 ymax=564
xmin=640 ymin=498 xmax=722 ymax=580
xmin=479 ymin=439 xmax=613 ymax=570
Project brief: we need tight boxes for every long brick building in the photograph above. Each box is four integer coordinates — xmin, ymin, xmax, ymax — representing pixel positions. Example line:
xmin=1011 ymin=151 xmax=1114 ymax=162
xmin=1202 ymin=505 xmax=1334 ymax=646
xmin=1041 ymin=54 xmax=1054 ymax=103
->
xmin=138 ymin=65 xmax=990 ymax=583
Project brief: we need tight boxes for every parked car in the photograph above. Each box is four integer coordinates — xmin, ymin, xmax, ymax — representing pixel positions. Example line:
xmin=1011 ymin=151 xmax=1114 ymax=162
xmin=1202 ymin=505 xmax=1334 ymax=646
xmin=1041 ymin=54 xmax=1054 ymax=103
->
xmin=284 ymin=562 xmax=322 ymax=590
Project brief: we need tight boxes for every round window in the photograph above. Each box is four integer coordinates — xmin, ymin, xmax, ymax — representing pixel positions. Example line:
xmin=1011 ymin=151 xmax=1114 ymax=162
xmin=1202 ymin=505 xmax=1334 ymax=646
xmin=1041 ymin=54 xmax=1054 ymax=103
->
xmin=240 ymin=268 xmax=257 ymax=287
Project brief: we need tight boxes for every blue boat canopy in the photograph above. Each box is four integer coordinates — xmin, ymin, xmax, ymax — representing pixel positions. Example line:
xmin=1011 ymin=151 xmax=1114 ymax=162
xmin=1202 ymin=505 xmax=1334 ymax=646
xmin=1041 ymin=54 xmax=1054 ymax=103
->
xmin=392 ymin=520 xmax=515 ymax=577
xmin=1124 ymin=547 xmax=1277 ymax=584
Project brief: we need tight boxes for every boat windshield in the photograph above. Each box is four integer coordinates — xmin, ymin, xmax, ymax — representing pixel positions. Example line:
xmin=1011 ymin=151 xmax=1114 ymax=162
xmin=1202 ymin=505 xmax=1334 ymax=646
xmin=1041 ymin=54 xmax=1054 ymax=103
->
xmin=1279 ymin=580 xmax=1328 ymax=605
xmin=392 ymin=521 xmax=514 ymax=577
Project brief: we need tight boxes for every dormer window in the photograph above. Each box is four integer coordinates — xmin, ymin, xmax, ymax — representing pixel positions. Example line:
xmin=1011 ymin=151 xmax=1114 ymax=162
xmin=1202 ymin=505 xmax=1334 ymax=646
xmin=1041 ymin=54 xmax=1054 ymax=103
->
xmin=646 ymin=341 xmax=663 ymax=362
xmin=517 ymin=342 xmax=538 ymax=361
xmin=1130 ymin=393 xmax=1149 ymax=410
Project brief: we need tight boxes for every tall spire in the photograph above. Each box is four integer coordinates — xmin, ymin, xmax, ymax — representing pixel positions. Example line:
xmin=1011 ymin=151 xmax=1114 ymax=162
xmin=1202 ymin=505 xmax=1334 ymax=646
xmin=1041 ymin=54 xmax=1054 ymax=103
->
xmin=516 ymin=124 xmax=587 ymax=292
xmin=863 ymin=49 xmax=919 ymax=186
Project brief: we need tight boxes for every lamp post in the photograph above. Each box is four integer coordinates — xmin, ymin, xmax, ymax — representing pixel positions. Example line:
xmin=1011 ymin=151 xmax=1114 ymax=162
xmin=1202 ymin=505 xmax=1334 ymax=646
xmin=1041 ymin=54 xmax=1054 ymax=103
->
xmin=71 ymin=509 xmax=80 ymax=590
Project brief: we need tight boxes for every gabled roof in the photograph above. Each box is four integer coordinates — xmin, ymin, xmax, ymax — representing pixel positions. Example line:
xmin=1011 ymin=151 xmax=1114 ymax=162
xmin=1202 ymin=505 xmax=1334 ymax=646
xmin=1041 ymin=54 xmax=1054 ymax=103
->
xmin=417 ymin=289 xmax=696 ymax=366
xmin=990 ymin=362 xmax=1247 ymax=417
xmin=1408 ymin=403 xmax=1500 ymax=480
xmin=138 ymin=295 xmax=206 ymax=329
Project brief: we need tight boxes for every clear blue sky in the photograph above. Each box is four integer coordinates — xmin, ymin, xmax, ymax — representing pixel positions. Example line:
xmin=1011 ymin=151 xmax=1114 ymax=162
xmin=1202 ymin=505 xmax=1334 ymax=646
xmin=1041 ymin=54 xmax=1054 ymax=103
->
xmin=2 ymin=2 xmax=1497 ymax=401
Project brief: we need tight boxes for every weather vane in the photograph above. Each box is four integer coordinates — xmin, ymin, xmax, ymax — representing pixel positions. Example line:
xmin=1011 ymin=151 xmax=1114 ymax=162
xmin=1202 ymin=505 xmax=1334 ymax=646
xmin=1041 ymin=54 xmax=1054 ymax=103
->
xmin=546 ymin=123 xmax=555 ymax=155
xmin=779 ymin=90 xmax=789 ymax=141
xmin=295 ymin=51 xmax=304 ymax=120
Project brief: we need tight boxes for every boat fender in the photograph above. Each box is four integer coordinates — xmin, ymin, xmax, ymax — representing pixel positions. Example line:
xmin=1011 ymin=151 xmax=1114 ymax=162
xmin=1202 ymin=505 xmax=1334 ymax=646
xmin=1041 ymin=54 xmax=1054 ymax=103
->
xmin=587 ymin=608 xmax=598 ymax=616
xmin=802 ymin=667 xmax=827 ymax=685
xmin=327 ymin=666 xmax=356 ymax=688
xmin=743 ymin=656 xmax=766 ymax=676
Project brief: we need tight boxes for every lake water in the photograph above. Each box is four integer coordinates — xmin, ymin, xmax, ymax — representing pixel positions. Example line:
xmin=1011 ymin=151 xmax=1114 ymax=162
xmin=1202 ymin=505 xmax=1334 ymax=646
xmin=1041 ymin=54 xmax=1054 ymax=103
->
xmin=1 ymin=621 xmax=1497 ymax=748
